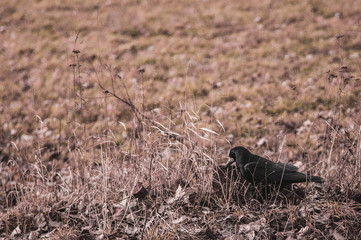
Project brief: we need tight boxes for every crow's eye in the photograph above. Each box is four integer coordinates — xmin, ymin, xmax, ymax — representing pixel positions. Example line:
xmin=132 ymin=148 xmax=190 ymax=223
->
xmin=229 ymin=151 xmax=236 ymax=159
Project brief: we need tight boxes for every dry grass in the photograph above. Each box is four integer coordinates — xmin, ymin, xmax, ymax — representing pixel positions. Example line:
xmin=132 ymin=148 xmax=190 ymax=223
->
xmin=1 ymin=0 xmax=361 ymax=239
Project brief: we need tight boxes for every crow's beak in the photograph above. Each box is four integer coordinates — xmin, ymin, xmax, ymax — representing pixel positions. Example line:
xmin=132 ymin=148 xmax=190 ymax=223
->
xmin=225 ymin=158 xmax=235 ymax=168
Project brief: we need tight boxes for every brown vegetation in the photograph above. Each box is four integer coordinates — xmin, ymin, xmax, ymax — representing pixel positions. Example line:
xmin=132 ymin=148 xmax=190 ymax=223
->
xmin=1 ymin=0 xmax=361 ymax=239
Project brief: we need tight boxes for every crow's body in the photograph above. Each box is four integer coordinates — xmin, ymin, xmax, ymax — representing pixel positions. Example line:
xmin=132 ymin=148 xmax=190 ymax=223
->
xmin=226 ymin=146 xmax=323 ymax=187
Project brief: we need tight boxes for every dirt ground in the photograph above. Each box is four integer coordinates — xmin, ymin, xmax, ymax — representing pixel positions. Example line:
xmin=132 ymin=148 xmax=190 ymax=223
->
xmin=1 ymin=0 xmax=361 ymax=239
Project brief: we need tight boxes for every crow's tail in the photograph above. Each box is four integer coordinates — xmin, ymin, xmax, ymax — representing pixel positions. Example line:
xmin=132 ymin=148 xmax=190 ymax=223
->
xmin=309 ymin=175 xmax=323 ymax=183
xmin=280 ymin=172 xmax=323 ymax=184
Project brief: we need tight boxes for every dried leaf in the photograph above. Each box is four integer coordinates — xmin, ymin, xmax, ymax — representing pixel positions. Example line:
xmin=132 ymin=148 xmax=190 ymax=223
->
xmin=332 ymin=231 xmax=345 ymax=240
xmin=174 ymin=184 xmax=186 ymax=201
xmin=257 ymin=137 xmax=267 ymax=147
xmin=10 ymin=225 xmax=21 ymax=237
xmin=200 ymin=127 xmax=219 ymax=135
xmin=173 ymin=215 xmax=188 ymax=224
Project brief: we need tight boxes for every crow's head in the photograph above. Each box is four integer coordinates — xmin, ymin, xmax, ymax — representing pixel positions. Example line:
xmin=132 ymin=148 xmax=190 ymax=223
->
xmin=225 ymin=146 xmax=251 ymax=168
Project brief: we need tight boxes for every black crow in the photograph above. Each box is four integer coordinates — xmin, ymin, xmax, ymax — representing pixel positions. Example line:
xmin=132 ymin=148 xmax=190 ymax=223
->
xmin=225 ymin=146 xmax=323 ymax=187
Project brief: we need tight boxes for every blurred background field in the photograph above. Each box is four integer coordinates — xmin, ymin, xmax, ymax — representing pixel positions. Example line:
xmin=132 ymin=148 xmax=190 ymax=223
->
xmin=1 ymin=0 xmax=361 ymax=239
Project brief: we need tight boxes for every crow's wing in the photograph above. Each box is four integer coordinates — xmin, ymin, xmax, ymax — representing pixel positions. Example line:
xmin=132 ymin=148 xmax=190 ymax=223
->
xmin=250 ymin=154 xmax=299 ymax=172
xmin=271 ymin=162 xmax=299 ymax=172
xmin=243 ymin=161 xmax=272 ymax=183
xmin=244 ymin=161 xmax=301 ymax=184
